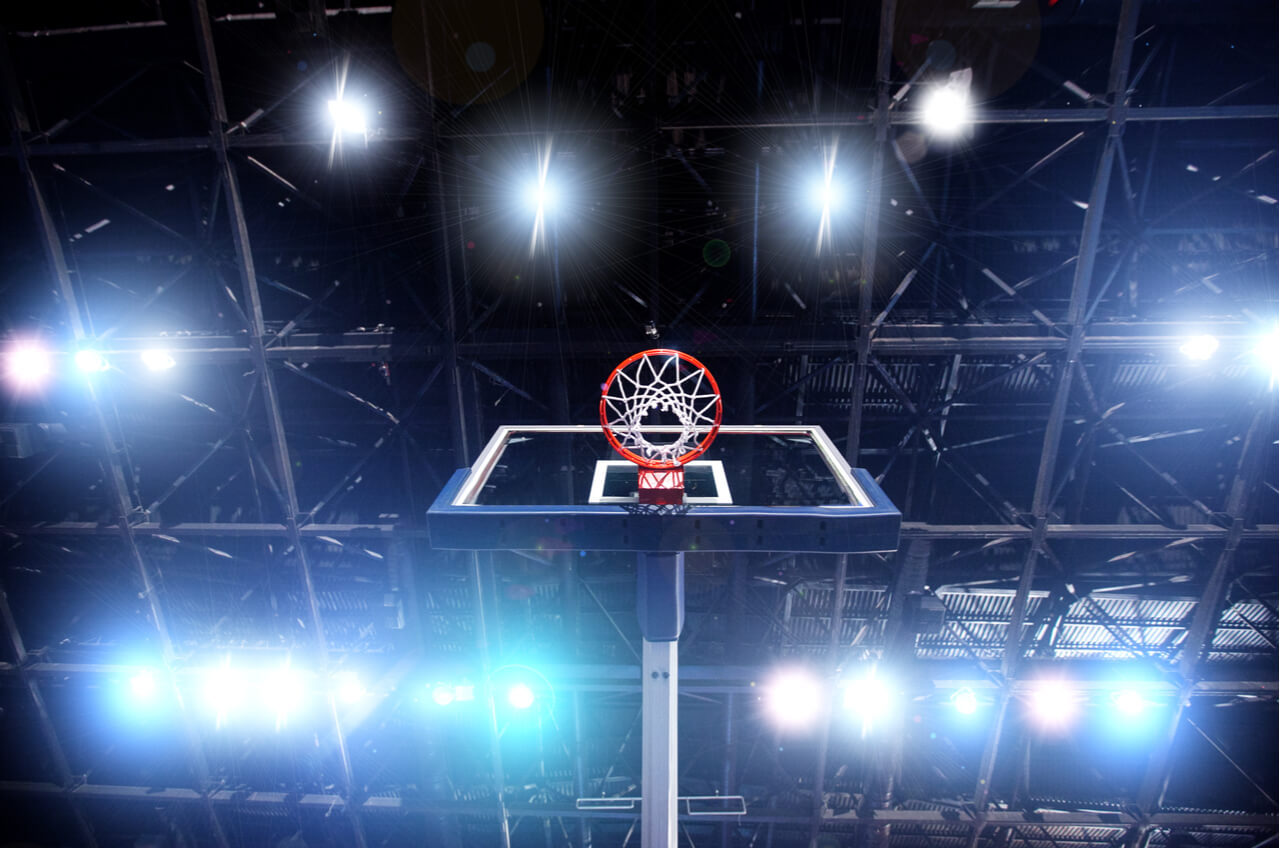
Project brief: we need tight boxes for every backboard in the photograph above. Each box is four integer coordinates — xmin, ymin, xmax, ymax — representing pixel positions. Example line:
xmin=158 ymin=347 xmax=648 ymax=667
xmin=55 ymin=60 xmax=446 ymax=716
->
xmin=428 ymin=425 xmax=900 ymax=553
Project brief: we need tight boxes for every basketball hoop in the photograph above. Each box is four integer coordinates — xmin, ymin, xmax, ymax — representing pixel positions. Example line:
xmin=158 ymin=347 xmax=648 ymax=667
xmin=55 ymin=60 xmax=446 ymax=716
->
xmin=600 ymin=349 xmax=723 ymax=505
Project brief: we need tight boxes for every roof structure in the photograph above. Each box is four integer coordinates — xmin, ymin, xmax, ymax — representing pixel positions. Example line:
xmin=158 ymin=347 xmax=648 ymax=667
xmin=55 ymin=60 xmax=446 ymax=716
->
xmin=0 ymin=1 xmax=1276 ymax=847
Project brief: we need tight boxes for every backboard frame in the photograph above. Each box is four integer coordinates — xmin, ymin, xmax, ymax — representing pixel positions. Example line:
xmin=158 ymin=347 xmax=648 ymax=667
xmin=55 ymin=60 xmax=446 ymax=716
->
xmin=428 ymin=425 xmax=900 ymax=553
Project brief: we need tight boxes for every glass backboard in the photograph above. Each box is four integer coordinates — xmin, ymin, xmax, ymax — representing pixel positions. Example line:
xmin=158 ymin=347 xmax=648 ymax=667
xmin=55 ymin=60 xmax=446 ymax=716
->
xmin=428 ymin=426 xmax=900 ymax=553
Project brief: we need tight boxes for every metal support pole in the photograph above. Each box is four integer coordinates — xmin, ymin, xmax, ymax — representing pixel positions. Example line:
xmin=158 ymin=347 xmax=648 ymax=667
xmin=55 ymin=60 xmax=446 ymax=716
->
xmin=846 ymin=0 xmax=897 ymax=464
xmin=642 ymin=638 xmax=679 ymax=848
xmin=187 ymin=4 xmax=366 ymax=844
xmin=966 ymin=1 xmax=1143 ymax=840
xmin=0 ymin=580 xmax=98 ymax=847
xmin=808 ymin=554 xmax=848 ymax=848
xmin=2 ymin=29 xmax=230 ymax=848
xmin=1134 ymin=399 xmax=1275 ymax=814
xmin=637 ymin=551 xmax=684 ymax=848
xmin=473 ymin=552 xmax=514 ymax=848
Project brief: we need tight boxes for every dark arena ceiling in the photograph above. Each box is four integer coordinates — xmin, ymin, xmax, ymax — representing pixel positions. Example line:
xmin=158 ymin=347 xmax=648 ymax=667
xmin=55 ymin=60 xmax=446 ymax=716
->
xmin=0 ymin=0 xmax=1277 ymax=846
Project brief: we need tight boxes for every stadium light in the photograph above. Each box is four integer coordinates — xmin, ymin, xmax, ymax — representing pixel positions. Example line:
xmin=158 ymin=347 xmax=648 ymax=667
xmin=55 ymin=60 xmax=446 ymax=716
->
xmin=1179 ymin=334 xmax=1219 ymax=361
xmin=262 ymin=668 xmax=306 ymax=729
xmin=129 ymin=669 xmax=158 ymax=700
xmin=951 ymin=687 xmax=978 ymax=715
xmin=204 ymin=667 xmax=247 ymax=726
xmin=431 ymin=683 xmax=456 ymax=706
xmin=332 ymin=671 xmax=365 ymax=705
xmin=506 ymin=682 xmax=536 ymax=710
xmin=764 ymin=669 xmax=823 ymax=728
xmin=75 ymin=349 xmax=110 ymax=373
xmin=328 ymin=98 xmax=367 ymax=134
xmin=524 ymin=144 xmax=560 ymax=255
xmin=6 ymin=341 xmax=52 ymax=388
xmin=1029 ymin=680 xmax=1077 ymax=726
xmin=1111 ymin=689 xmax=1147 ymax=717
xmin=808 ymin=177 xmax=845 ymax=215
xmin=841 ymin=674 xmax=894 ymax=724
xmin=141 ymin=349 xmax=176 ymax=372
xmin=921 ymin=69 xmax=974 ymax=139
xmin=1254 ymin=330 xmax=1279 ymax=371
xmin=523 ymin=179 xmax=559 ymax=214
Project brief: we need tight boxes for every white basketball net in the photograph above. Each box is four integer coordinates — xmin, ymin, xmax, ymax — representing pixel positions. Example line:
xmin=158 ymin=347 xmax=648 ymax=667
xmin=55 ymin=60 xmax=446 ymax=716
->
xmin=602 ymin=352 xmax=720 ymax=465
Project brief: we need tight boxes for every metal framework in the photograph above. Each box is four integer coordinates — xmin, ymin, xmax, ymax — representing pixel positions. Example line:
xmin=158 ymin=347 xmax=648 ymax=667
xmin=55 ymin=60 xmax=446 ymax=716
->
xmin=0 ymin=0 xmax=1275 ymax=846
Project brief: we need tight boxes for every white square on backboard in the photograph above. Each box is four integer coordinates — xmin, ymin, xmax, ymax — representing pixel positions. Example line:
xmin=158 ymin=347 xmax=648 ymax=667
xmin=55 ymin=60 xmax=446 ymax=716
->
xmin=588 ymin=460 xmax=732 ymax=504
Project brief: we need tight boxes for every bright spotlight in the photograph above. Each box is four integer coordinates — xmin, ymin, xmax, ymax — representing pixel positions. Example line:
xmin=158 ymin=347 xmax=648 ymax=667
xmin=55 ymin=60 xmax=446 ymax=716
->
xmin=922 ymin=86 xmax=972 ymax=139
xmin=130 ymin=669 xmax=158 ymax=700
xmin=1029 ymin=680 xmax=1077 ymax=725
xmin=951 ymin=687 xmax=978 ymax=715
xmin=141 ymin=349 xmax=176 ymax=372
xmin=1179 ymin=334 xmax=1219 ymax=361
xmin=431 ymin=683 xmax=456 ymax=706
xmin=262 ymin=669 xmax=305 ymax=726
xmin=523 ymin=180 xmax=559 ymax=213
xmin=332 ymin=671 xmax=365 ymax=704
xmin=328 ymin=98 xmax=367 ymax=134
xmin=6 ymin=342 xmax=52 ymax=387
xmin=809 ymin=179 xmax=844 ymax=213
xmin=765 ymin=669 xmax=823 ymax=728
xmin=75 ymin=349 xmax=110 ymax=373
xmin=203 ymin=667 xmax=246 ymax=722
xmin=841 ymin=675 xmax=894 ymax=722
xmin=1253 ymin=331 xmax=1279 ymax=371
xmin=507 ymin=682 xmax=536 ymax=710
xmin=1112 ymin=689 xmax=1146 ymax=716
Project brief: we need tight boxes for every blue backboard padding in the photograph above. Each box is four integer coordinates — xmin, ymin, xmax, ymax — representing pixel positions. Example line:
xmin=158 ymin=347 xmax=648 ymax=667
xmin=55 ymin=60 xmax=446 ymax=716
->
xmin=427 ymin=467 xmax=901 ymax=553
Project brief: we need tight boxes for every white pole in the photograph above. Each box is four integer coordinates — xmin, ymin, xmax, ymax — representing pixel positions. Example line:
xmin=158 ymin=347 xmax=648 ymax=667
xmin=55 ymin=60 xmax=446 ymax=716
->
xmin=641 ymin=637 xmax=679 ymax=848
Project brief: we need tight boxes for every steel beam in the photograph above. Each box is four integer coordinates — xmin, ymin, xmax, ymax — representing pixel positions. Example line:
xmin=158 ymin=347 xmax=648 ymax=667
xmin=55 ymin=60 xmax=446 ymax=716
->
xmin=967 ymin=1 xmax=1145 ymax=841
xmin=807 ymin=555 xmax=849 ymax=848
xmin=2 ymin=30 xmax=232 ymax=848
xmin=845 ymin=0 xmax=897 ymax=465
xmin=5 ymin=659 xmax=1271 ymax=696
xmin=0 ymin=580 xmax=98 ymax=846
xmin=1133 ymin=399 xmax=1277 ymax=815
xmin=81 ymin=321 xmax=1271 ymax=361
xmin=0 ymin=780 xmax=1274 ymax=831
xmin=471 ymin=553 xmax=514 ymax=848
xmin=187 ymin=3 xmax=367 ymax=845
xmin=8 ymin=521 xmax=1276 ymax=542
xmin=2 ymin=105 xmax=1274 ymax=158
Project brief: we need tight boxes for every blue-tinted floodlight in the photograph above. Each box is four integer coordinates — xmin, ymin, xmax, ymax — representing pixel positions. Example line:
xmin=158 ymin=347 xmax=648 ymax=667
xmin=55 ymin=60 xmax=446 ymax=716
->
xmin=922 ymin=86 xmax=971 ymax=138
xmin=765 ymin=669 xmax=823 ymax=729
xmin=203 ymin=667 xmax=246 ymax=726
xmin=1179 ymin=334 xmax=1219 ymax=361
xmin=332 ymin=671 xmax=365 ymax=704
xmin=141 ymin=349 xmax=176 ymax=372
xmin=129 ymin=669 xmax=157 ymax=700
xmin=1029 ymin=680 xmax=1077 ymax=726
xmin=951 ymin=687 xmax=978 ymax=715
xmin=506 ymin=682 xmax=536 ymax=710
xmin=328 ymin=98 xmax=367 ymax=134
xmin=808 ymin=178 xmax=844 ymax=214
xmin=1254 ymin=331 xmax=1279 ymax=371
xmin=6 ymin=341 xmax=52 ymax=388
xmin=523 ymin=179 xmax=559 ymax=214
xmin=1111 ymin=689 xmax=1146 ymax=716
xmin=75 ymin=349 xmax=110 ymax=373
xmin=262 ymin=668 xmax=307 ymax=730
xmin=431 ymin=683 xmax=456 ymax=706
xmin=841 ymin=674 xmax=894 ymax=725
